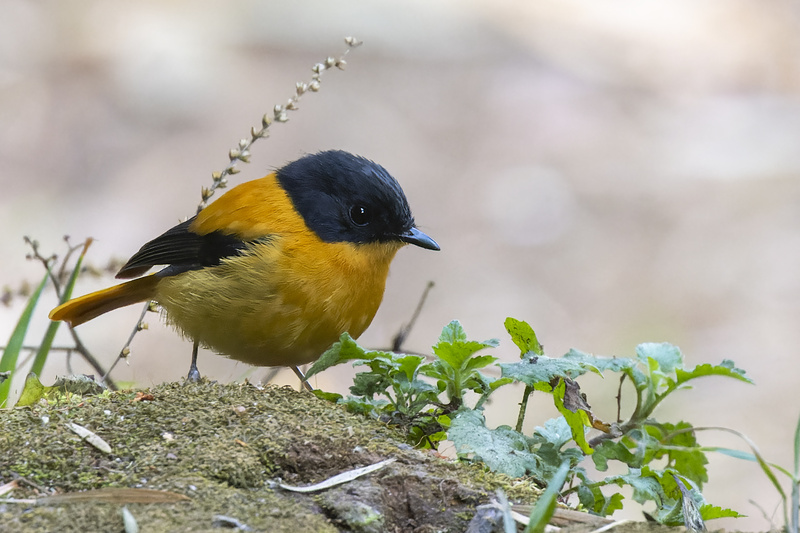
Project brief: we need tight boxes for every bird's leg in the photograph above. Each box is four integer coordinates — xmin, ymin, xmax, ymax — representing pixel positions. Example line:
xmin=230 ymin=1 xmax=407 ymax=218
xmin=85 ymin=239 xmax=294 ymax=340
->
xmin=291 ymin=365 xmax=314 ymax=392
xmin=186 ymin=341 xmax=201 ymax=382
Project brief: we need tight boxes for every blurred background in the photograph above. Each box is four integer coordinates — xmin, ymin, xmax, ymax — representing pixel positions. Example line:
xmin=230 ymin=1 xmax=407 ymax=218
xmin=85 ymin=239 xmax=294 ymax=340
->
xmin=2 ymin=0 xmax=799 ymax=528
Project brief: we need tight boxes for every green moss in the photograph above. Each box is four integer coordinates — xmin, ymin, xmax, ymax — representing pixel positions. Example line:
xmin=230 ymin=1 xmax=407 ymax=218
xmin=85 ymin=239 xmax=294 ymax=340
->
xmin=0 ymin=380 xmax=542 ymax=532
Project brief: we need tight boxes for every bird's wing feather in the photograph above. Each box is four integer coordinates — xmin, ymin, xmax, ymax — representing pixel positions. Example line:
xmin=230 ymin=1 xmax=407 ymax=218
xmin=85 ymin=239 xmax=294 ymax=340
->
xmin=115 ymin=218 xmax=252 ymax=279
xmin=116 ymin=175 xmax=296 ymax=279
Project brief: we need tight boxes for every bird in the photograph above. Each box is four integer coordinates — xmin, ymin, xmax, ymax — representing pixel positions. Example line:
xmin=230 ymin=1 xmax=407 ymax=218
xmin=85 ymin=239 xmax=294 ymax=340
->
xmin=49 ymin=150 xmax=439 ymax=384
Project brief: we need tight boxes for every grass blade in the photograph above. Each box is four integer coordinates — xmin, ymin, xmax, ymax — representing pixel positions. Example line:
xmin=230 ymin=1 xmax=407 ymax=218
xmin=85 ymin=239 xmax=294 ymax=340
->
xmin=0 ymin=271 xmax=49 ymax=406
xmin=791 ymin=412 xmax=800 ymax=533
xmin=524 ymin=460 xmax=570 ymax=533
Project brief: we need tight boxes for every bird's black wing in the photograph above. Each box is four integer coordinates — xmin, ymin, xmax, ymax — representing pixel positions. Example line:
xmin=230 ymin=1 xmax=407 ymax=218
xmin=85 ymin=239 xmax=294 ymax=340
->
xmin=115 ymin=217 xmax=251 ymax=279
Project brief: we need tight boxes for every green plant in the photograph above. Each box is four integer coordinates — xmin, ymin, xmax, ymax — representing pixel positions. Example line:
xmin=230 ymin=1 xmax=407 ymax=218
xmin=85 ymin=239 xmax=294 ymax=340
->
xmin=0 ymin=271 xmax=49 ymax=406
xmin=309 ymin=318 xmax=751 ymax=525
xmin=307 ymin=321 xmax=510 ymax=448
xmin=0 ymin=238 xmax=95 ymax=406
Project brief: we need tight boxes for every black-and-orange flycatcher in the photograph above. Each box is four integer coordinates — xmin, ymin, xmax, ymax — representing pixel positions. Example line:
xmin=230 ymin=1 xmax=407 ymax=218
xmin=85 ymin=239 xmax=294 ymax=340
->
xmin=50 ymin=150 xmax=439 ymax=382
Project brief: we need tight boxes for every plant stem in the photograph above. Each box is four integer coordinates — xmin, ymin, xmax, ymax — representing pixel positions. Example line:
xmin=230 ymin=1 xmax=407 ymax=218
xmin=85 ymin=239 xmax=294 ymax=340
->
xmin=515 ymin=384 xmax=534 ymax=433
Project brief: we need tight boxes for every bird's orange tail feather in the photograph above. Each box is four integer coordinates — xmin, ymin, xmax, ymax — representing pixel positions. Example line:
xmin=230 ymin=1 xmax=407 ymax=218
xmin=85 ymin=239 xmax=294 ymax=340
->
xmin=49 ymin=275 xmax=159 ymax=327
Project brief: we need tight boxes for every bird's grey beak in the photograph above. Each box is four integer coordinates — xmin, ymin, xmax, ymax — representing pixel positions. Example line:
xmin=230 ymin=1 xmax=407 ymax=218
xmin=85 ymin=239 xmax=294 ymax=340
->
xmin=399 ymin=227 xmax=440 ymax=251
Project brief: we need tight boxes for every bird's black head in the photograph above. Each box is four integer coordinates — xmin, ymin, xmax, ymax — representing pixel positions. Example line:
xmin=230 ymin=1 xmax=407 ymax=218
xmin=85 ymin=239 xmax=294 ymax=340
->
xmin=276 ymin=150 xmax=439 ymax=250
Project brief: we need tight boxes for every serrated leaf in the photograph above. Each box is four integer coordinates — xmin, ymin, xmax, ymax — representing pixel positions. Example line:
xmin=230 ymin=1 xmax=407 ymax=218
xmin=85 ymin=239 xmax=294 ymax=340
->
xmin=349 ymin=369 xmax=390 ymax=398
xmin=464 ymin=355 xmax=498 ymax=372
xmin=397 ymin=354 xmax=425 ymax=382
xmin=339 ymin=395 xmax=387 ymax=416
xmin=306 ymin=333 xmax=383 ymax=379
xmin=675 ymin=360 xmax=752 ymax=387
xmin=561 ymin=349 xmax=637 ymax=373
xmin=500 ymin=355 xmax=589 ymax=386
xmin=438 ymin=320 xmax=468 ymax=343
xmin=649 ymin=421 xmax=709 ymax=487
xmin=448 ymin=409 xmax=543 ymax=478
xmin=577 ymin=483 xmax=625 ymax=516
xmin=433 ymin=339 xmax=498 ymax=371
xmin=504 ymin=317 xmax=543 ymax=356
xmin=636 ymin=343 xmax=683 ymax=374
xmin=605 ymin=467 xmax=665 ymax=505
xmin=592 ymin=440 xmax=640 ymax=471
xmin=533 ymin=417 xmax=575 ymax=450
xmin=699 ymin=503 xmax=745 ymax=520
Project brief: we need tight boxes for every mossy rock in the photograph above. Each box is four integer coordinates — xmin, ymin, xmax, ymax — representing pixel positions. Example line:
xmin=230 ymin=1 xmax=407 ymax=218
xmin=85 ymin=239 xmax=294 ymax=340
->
xmin=0 ymin=380 xmax=551 ymax=532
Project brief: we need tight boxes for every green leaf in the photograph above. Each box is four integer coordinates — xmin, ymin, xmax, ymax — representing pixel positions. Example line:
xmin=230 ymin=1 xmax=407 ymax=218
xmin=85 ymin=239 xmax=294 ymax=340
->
xmin=561 ymin=349 xmax=637 ymax=373
xmin=504 ymin=318 xmax=543 ymax=356
xmin=397 ymin=354 xmax=425 ymax=382
xmin=439 ymin=320 xmax=474 ymax=344
xmin=604 ymin=467 xmax=666 ymax=505
xmin=339 ymin=395 xmax=387 ymax=416
xmin=699 ymin=503 xmax=745 ymax=520
xmin=636 ymin=343 xmax=683 ymax=374
xmin=500 ymin=355 xmax=589 ymax=386
xmin=552 ymin=379 xmax=593 ymax=455
xmin=306 ymin=333 xmax=392 ymax=379
xmin=577 ymin=482 xmax=625 ymax=516
xmin=524 ymin=460 xmax=570 ymax=533
xmin=592 ymin=440 xmax=640 ymax=471
xmin=648 ymin=421 xmax=709 ymax=487
xmin=15 ymin=373 xmax=47 ymax=407
xmin=433 ymin=339 xmax=498 ymax=372
xmin=0 ymin=271 xmax=49 ymax=406
xmin=464 ymin=355 xmax=498 ymax=372
xmin=449 ymin=408 xmax=543 ymax=478
xmin=311 ymin=390 xmax=343 ymax=403
xmin=533 ymin=417 xmax=575 ymax=450
xmin=349 ymin=369 xmax=392 ymax=398
xmin=433 ymin=321 xmax=498 ymax=368
xmin=489 ymin=377 xmax=514 ymax=391
xmin=15 ymin=374 xmax=106 ymax=407
xmin=531 ymin=418 xmax=586 ymax=478
xmin=675 ymin=360 xmax=753 ymax=387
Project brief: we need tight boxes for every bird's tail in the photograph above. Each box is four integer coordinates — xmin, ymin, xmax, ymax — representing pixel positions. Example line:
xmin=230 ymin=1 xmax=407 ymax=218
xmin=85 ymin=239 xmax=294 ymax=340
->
xmin=49 ymin=275 xmax=159 ymax=327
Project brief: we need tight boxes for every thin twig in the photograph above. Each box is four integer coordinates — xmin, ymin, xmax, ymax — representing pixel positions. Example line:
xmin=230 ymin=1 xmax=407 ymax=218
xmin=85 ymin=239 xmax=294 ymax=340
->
xmin=0 ymin=345 xmax=78 ymax=353
xmin=23 ymin=237 xmax=113 ymax=384
xmin=392 ymin=281 xmax=434 ymax=352
xmin=102 ymin=302 xmax=153 ymax=384
xmin=9 ymin=472 xmax=53 ymax=495
xmin=197 ymin=36 xmax=363 ymax=213
xmin=616 ymin=373 xmax=626 ymax=423
xmin=67 ymin=327 xmax=117 ymax=389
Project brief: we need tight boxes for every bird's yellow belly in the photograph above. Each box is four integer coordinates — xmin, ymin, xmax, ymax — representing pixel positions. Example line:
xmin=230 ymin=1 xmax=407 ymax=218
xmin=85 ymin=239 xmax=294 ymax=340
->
xmin=153 ymin=237 xmax=401 ymax=366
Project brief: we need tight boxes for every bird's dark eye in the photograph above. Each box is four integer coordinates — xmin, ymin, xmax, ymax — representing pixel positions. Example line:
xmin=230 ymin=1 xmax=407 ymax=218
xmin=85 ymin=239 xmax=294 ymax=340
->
xmin=349 ymin=205 xmax=371 ymax=226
